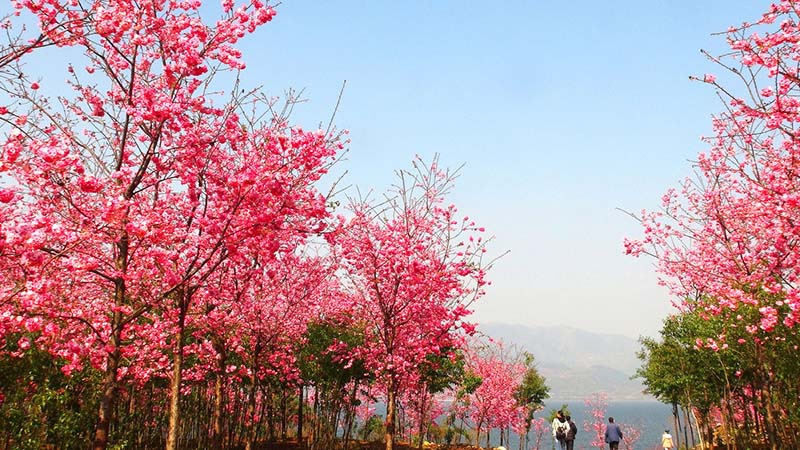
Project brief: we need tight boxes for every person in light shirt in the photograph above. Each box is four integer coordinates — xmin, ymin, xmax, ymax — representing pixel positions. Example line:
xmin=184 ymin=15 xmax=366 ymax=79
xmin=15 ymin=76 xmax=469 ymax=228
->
xmin=551 ymin=410 xmax=569 ymax=450
xmin=661 ymin=429 xmax=674 ymax=450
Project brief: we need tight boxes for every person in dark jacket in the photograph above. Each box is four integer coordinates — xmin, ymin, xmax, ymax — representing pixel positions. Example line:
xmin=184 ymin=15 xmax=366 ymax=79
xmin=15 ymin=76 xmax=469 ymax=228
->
xmin=604 ymin=417 xmax=623 ymax=450
xmin=565 ymin=415 xmax=578 ymax=450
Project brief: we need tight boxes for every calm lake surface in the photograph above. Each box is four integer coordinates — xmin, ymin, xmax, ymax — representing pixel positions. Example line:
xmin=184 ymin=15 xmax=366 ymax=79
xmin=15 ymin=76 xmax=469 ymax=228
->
xmin=483 ymin=400 xmax=673 ymax=450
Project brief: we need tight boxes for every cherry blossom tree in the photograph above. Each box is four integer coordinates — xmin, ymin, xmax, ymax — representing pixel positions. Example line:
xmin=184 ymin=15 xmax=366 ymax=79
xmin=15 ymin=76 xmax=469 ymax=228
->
xmin=0 ymin=0 xmax=341 ymax=449
xmin=525 ymin=417 xmax=549 ymax=450
xmin=330 ymin=156 xmax=491 ymax=450
xmin=468 ymin=350 xmax=526 ymax=449
xmin=0 ymin=3 xmax=509 ymax=450
xmin=583 ymin=392 xmax=608 ymax=450
xmin=625 ymin=3 xmax=800 ymax=449
xmin=625 ymin=0 xmax=800 ymax=351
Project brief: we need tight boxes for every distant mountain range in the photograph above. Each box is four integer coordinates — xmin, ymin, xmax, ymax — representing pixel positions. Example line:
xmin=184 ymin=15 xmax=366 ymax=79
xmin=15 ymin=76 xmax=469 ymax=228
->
xmin=477 ymin=323 xmax=650 ymax=401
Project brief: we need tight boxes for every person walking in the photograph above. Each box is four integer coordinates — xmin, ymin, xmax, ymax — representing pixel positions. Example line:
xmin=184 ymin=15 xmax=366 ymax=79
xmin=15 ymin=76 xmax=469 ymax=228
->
xmin=565 ymin=415 xmax=578 ymax=450
xmin=661 ymin=429 xmax=674 ymax=450
xmin=552 ymin=410 xmax=569 ymax=450
xmin=604 ymin=417 xmax=623 ymax=450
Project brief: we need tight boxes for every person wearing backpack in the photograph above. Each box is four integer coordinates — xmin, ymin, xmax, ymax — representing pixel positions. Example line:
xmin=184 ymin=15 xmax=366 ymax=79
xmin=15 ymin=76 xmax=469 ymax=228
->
xmin=552 ymin=410 xmax=569 ymax=450
xmin=565 ymin=415 xmax=578 ymax=450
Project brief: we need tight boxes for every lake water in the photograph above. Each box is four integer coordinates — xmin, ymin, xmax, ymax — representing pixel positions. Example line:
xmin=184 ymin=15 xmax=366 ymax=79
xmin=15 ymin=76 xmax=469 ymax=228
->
xmin=482 ymin=400 xmax=673 ymax=450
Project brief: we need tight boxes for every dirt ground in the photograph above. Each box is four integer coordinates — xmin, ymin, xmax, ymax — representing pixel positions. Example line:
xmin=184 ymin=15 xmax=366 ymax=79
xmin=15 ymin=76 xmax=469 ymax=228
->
xmin=258 ymin=441 xmax=481 ymax=450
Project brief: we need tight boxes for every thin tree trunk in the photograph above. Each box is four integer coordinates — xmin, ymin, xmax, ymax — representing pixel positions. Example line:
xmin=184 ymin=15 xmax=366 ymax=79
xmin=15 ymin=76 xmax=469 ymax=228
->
xmin=385 ymin=383 xmax=396 ymax=450
xmin=267 ymin=385 xmax=275 ymax=442
xmin=343 ymin=382 xmax=359 ymax=450
xmin=92 ymin=323 xmax=122 ymax=450
xmin=93 ymin=356 xmax=118 ymax=450
xmin=310 ymin=386 xmax=320 ymax=450
xmin=211 ymin=342 xmax=226 ymax=450
xmin=690 ymin=408 xmax=705 ymax=450
xmin=474 ymin=414 xmax=484 ymax=450
xmin=281 ymin=388 xmax=288 ymax=441
xmin=166 ymin=301 xmax=188 ymax=450
xmin=298 ymin=386 xmax=304 ymax=445
xmin=417 ymin=388 xmax=427 ymax=450
xmin=257 ymin=385 xmax=272 ymax=444
xmin=211 ymin=373 xmax=224 ymax=450
xmin=245 ymin=378 xmax=258 ymax=450
xmin=682 ymin=406 xmax=690 ymax=450
xmin=761 ymin=385 xmax=779 ymax=450
xmin=682 ymin=404 xmax=691 ymax=447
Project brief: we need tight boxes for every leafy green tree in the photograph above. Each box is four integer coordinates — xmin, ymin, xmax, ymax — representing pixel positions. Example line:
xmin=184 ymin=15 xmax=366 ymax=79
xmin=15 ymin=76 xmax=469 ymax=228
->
xmin=514 ymin=352 xmax=549 ymax=449
xmin=412 ymin=348 xmax=468 ymax=448
xmin=0 ymin=334 xmax=100 ymax=450
xmin=296 ymin=319 xmax=371 ymax=449
xmin=444 ymin=369 xmax=482 ymax=445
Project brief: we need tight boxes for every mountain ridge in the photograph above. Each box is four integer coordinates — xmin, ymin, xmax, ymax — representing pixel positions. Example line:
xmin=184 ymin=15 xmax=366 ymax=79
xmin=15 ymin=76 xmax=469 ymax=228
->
xmin=477 ymin=322 xmax=650 ymax=401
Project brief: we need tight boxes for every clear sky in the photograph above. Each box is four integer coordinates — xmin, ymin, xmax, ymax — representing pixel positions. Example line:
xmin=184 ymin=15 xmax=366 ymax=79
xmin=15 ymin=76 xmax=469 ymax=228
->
xmin=2 ymin=1 xmax=768 ymax=339
xmin=234 ymin=1 xmax=770 ymax=339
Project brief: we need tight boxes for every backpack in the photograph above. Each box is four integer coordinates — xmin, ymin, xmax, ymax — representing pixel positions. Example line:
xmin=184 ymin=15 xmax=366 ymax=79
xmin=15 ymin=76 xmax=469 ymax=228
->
xmin=567 ymin=421 xmax=578 ymax=440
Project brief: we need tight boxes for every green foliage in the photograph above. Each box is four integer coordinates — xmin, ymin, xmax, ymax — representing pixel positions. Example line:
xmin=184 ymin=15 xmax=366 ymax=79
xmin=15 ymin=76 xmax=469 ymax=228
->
xmin=514 ymin=352 xmax=549 ymax=411
xmin=0 ymin=334 xmax=100 ymax=450
xmin=297 ymin=320 xmax=369 ymax=388
xmin=359 ymin=414 xmax=385 ymax=441
xmin=443 ymin=424 xmax=470 ymax=445
xmin=418 ymin=347 xmax=467 ymax=394
xmin=455 ymin=370 xmax=482 ymax=399
xmin=546 ymin=404 xmax=570 ymax=422
xmin=636 ymin=297 xmax=800 ymax=448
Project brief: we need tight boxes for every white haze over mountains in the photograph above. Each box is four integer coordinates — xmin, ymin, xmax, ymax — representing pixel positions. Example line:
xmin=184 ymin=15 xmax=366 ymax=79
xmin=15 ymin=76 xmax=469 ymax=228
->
xmin=478 ymin=323 xmax=650 ymax=401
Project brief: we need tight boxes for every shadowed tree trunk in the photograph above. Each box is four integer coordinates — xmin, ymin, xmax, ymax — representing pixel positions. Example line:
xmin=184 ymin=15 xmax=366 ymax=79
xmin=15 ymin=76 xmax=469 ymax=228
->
xmin=166 ymin=291 xmax=189 ymax=450
xmin=385 ymin=382 xmax=396 ymax=450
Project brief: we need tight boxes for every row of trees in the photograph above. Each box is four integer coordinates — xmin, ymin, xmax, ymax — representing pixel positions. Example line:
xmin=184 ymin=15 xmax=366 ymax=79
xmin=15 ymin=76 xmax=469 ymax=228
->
xmin=0 ymin=0 xmax=553 ymax=449
xmin=636 ymin=304 xmax=800 ymax=450
xmin=0 ymin=323 xmax=548 ymax=450
xmin=629 ymin=2 xmax=800 ymax=450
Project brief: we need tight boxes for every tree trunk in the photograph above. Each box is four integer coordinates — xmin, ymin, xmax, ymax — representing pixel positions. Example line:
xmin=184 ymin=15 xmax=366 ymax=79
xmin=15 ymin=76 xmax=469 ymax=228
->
xmin=672 ymin=402 xmax=680 ymax=450
xmin=760 ymin=384 xmax=779 ymax=450
xmin=298 ymin=386 xmax=304 ymax=445
xmin=310 ymin=386 xmax=320 ymax=450
xmin=166 ymin=303 xmax=188 ymax=450
xmin=245 ymin=379 xmax=258 ymax=450
xmin=93 ymin=241 xmax=129 ymax=450
xmin=689 ymin=408 xmax=705 ymax=450
xmin=343 ymin=381 xmax=359 ymax=450
xmin=682 ymin=406 xmax=690 ymax=450
xmin=267 ymin=385 xmax=275 ymax=442
xmin=281 ymin=388 xmax=288 ymax=440
xmin=92 ymin=347 xmax=121 ymax=450
xmin=417 ymin=388 xmax=427 ymax=450
xmin=474 ymin=414 xmax=484 ymax=450
xmin=385 ymin=383 xmax=396 ymax=450
xmin=92 ymin=192 xmax=143 ymax=450
xmin=211 ymin=367 xmax=225 ymax=450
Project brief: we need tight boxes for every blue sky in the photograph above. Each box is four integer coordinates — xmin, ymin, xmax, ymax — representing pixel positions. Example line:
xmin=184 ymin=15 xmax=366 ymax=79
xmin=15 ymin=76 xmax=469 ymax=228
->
xmin=2 ymin=1 xmax=768 ymax=338
xmin=239 ymin=1 xmax=768 ymax=338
